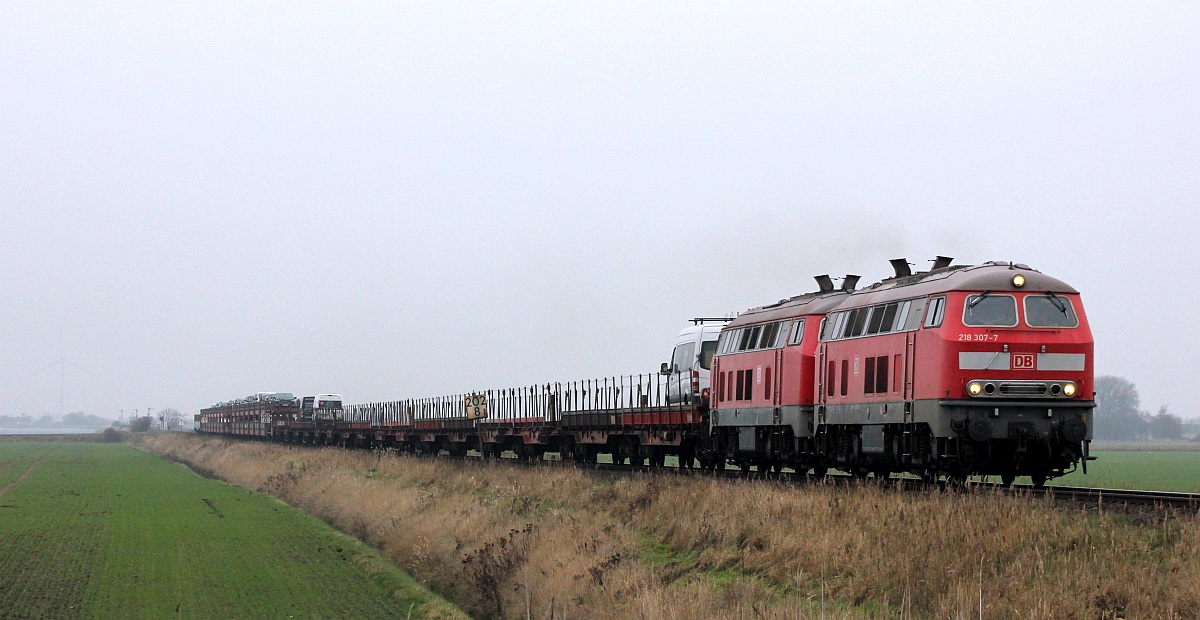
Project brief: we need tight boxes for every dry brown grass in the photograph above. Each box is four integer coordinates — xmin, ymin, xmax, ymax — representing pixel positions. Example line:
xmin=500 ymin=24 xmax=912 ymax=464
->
xmin=142 ymin=433 xmax=1200 ymax=619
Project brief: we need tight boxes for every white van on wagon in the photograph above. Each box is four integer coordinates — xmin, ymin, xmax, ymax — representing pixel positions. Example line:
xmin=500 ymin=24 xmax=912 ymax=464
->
xmin=660 ymin=319 xmax=730 ymax=406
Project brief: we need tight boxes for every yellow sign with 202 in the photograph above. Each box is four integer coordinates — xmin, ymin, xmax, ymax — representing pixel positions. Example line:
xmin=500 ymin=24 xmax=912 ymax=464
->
xmin=464 ymin=393 xmax=488 ymax=420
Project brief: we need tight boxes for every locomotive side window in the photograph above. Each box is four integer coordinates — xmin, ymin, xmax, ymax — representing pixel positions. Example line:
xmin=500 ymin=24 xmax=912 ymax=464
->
xmin=830 ymin=312 xmax=847 ymax=339
xmin=716 ymin=331 xmax=733 ymax=355
xmin=845 ymin=308 xmax=869 ymax=338
xmin=903 ymin=298 xmax=926 ymax=330
xmin=759 ymin=322 xmax=779 ymax=349
xmin=737 ymin=328 xmax=754 ymax=351
xmin=878 ymin=303 xmax=899 ymax=333
xmin=924 ymin=296 xmax=946 ymax=328
xmin=729 ymin=321 xmax=799 ymax=351
xmin=894 ymin=300 xmax=911 ymax=331
xmin=775 ymin=320 xmax=791 ymax=347
xmin=1024 ymin=295 xmax=1078 ymax=328
xmin=772 ymin=321 xmax=791 ymax=348
xmin=963 ymin=294 xmax=1018 ymax=327
xmin=866 ymin=304 xmax=886 ymax=335
xmin=864 ymin=357 xmax=876 ymax=393
xmin=748 ymin=326 xmax=764 ymax=350
xmin=840 ymin=360 xmax=849 ymax=396
xmin=788 ymin=318 xmax=806 ymax=345
xmin=826 ymin=312 xmax=841 ymax=339
xmin=826 ymin=361 xmax=836 ymax=396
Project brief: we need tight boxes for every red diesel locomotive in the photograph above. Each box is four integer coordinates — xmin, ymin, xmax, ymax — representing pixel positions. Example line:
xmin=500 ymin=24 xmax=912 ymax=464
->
xmin=713 ymin=257 xmax=1094 ymax=484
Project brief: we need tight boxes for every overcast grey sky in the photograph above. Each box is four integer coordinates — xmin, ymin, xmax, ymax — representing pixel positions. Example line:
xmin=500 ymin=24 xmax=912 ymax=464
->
xmin=2 ymin=3 xmax=1197 ymax=419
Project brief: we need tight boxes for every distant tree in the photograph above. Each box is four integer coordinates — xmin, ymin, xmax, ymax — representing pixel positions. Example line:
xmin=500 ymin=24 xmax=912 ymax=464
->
xmin=160 ymin=408 xmax=183 ymax=431
xmin=128 ymin=416 xmax=153 ymax=433
xmin=1149 ymin=405 xmax=1184 ymax=440
xmin=63 ymin=411 xmax=112 ymax=428
xmin=1094 ymin=375 xmax=1148 ymax=440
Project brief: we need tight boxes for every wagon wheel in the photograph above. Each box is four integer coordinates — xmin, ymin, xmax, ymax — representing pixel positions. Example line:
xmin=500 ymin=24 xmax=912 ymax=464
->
xmin=678 ymin=448 xmax=695 ymax=469
xmin=1030 ymin=473 xmax=1047 ymax=488
xmin=1000 ymin=473 xmax=1017 ymax=487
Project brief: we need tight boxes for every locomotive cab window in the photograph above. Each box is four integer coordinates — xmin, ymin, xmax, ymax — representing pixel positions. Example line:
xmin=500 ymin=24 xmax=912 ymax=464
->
xmin=962 ymin=294 xmax=1018 ymax=327
xmin=1024 ymin=295 xmax=1078 ymax=328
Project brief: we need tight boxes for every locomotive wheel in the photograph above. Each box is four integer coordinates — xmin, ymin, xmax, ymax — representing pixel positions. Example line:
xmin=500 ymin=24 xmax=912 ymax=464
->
xmin=1030 ymin=474 xmax=1047 ymax=488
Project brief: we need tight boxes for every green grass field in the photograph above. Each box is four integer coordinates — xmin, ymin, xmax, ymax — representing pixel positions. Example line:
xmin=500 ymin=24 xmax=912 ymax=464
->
xmin=1055 ymin=449 xmax=1200 ymax=493
xmin=0 ymin=442 xmax=461 ymax=619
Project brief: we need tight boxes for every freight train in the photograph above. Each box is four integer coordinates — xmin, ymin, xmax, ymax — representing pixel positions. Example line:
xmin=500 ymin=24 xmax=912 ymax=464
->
xmin=196 ymin=257 xmax=1094 ymax=485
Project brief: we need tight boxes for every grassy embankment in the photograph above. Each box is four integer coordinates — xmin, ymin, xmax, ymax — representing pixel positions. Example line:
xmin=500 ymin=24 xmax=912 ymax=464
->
xmin=144 ymin=433 xmax=1200 ymax=619
xmin=0 ymin=441 xmax=464 ymax=619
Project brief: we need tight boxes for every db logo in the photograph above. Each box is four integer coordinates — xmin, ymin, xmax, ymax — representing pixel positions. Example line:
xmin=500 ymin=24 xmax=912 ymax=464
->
xmin=1012 ymin=354 xmax=1036 ymax=369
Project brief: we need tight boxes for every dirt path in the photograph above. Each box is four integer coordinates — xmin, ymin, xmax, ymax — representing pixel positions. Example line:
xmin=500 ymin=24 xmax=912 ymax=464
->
xmin=0 ymin=447 xmax=53 ymax=500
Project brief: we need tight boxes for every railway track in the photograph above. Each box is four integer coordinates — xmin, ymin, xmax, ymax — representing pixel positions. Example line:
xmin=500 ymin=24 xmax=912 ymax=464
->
xmin=1012 ymin=484 xmax=1200 ymax=509
xmin=583 ymin=459 xmax=1200 ymax=510
xmin=230 ymin=435 xmax=1200 ymax=511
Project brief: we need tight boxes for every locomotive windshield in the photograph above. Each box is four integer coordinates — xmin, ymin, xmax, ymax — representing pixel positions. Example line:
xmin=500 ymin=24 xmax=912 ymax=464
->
xmin=962 ymin=294 xmax=1018 ymax=327
xmin=1024 ymin=295 xmax=1079 ymax=327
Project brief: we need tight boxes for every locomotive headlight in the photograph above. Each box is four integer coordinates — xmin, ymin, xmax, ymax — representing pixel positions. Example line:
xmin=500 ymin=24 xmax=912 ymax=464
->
xmin=968 ymin=382 xmax=983 ymax=396
xmin=1063 ymin=383 xmax=1077 ymax=397
xmin=1012 ymin=274 xmax=1026 ymax=288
